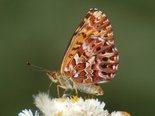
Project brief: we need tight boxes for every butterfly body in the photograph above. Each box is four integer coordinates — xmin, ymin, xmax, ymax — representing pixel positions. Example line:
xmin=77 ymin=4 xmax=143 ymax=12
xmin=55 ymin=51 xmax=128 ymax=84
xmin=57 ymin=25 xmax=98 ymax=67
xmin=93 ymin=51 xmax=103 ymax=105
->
xmin=47 ymin=71 xmax=103 ymax=96
xmin=48 ymin=8 xmax=118 ymax=96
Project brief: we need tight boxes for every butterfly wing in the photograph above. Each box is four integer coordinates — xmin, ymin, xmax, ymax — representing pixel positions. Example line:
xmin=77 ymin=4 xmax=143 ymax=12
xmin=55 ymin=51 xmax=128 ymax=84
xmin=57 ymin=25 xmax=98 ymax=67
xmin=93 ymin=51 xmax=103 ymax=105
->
xmin=60 ymin=8 xmax=119 ymax=84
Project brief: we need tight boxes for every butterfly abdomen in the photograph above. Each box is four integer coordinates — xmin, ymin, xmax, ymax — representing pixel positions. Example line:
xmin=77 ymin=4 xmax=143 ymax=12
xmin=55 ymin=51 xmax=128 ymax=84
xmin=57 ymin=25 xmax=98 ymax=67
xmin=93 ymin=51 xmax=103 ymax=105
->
xmin=74 ymin=82 xmax=103 ymax=96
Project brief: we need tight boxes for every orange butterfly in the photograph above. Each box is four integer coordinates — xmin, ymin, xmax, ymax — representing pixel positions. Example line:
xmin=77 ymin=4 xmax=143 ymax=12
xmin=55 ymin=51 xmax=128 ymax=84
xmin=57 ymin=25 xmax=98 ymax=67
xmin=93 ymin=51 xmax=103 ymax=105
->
xmin=46 ymin=8 xmax=118 ymax=96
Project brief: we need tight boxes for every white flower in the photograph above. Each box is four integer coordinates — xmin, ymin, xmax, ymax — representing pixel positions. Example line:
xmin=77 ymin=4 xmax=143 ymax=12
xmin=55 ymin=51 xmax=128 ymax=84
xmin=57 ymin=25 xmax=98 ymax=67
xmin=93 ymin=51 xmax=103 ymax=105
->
xmin=18 ymin=109 xmax=39 ymax=116
xmin=18 ymin=93 xmax=130 ymax=116
xmin=110 ymin=111 xmax=131 ymax=116
xmin=34 ymin=93 xmax=108 ymax=116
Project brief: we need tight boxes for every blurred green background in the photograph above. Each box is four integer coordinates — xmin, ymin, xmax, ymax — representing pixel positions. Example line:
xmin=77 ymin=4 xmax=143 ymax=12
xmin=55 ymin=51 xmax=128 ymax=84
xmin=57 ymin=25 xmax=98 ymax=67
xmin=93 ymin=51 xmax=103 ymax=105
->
xmin=0 ymin=0 xmax=155 ymax=115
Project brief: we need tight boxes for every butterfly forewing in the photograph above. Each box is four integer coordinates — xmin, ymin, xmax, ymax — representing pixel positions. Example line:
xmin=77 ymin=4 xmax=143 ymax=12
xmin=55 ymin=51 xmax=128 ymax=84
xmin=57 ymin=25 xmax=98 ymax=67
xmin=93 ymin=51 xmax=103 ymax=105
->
xmin=61 ymin=8 xmax=119 ymax=84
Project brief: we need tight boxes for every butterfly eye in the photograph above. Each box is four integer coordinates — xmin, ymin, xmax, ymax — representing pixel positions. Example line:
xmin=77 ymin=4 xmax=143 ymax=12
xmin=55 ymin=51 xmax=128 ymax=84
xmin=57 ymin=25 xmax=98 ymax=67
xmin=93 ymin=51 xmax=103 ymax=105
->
xmin=46 ymin=72 xmax=58 ymax=83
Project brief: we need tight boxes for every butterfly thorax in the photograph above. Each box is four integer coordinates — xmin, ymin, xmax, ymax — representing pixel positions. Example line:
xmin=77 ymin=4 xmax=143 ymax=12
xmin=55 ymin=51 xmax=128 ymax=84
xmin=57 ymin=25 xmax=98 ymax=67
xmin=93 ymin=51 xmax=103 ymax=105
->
xmin=47 ymin=71 xmax=74 ymax=90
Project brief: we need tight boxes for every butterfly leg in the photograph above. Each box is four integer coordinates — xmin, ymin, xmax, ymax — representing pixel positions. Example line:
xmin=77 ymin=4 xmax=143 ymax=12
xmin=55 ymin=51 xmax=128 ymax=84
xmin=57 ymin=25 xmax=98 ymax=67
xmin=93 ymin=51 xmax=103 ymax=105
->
xmin=57 ymin=85 xmax=61 ymax=97
xmin=75 ymin=88 xmax=78 ymax=96
xmin=72 ymin=82 xmax=78 ymax=96
xmin=57 ymin=85 xmax=68 ymax=97
xmin=47 ymin=82 xmax=53 ymax=95
xmin=73 ymin=83 xmax=78 ymax=96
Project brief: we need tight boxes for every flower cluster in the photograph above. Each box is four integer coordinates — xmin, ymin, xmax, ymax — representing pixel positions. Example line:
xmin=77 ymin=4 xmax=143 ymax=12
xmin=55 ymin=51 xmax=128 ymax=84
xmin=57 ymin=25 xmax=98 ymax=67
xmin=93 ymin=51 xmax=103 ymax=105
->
xmin=18 ymin=93 xmax=130 ymax=116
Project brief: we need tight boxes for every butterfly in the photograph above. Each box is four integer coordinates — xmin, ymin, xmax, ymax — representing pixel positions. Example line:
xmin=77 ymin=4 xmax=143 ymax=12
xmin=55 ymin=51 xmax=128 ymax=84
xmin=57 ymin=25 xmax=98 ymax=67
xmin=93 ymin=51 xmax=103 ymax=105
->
xmin=47 ymin=8 xmax=119 ymax=96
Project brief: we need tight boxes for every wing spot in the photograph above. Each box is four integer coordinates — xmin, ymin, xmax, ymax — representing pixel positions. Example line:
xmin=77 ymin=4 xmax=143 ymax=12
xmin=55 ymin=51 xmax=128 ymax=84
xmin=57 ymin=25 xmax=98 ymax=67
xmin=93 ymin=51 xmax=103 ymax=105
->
xmin=101 ymin=64 xmax=107 ymax=68
xmin=98 ymin=37 xmax=103 ymax=41
xmin=74 ymin=73 xmax=79 ymax=78
xmin=96 ymin=47 xmax=101 ymax=51
xmin=102 ymin=57 xmax=108 ymax=61
xmin=81 ymin=32 xmax=86 ymax=38
xmin=102 ymin=72 xmax=107 ymax=75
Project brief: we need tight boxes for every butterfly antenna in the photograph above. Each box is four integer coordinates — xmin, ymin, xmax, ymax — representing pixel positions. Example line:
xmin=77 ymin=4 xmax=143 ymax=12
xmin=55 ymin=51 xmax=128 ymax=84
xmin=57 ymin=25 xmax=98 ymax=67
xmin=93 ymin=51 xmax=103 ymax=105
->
xmin=26 ymin=61 xmax=50 ymax=73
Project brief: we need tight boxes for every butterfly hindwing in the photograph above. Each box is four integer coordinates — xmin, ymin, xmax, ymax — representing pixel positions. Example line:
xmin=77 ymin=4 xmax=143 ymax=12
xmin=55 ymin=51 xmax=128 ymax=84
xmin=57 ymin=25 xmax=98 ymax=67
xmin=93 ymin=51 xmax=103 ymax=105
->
xmin=61 ymin=8 xmax=119 ymax=84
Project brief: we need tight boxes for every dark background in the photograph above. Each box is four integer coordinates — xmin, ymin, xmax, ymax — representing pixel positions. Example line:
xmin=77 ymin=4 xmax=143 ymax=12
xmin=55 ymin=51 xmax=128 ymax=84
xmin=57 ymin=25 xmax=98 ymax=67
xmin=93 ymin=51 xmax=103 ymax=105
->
xmin=0 ymin=0 xmax=155 ymax=115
